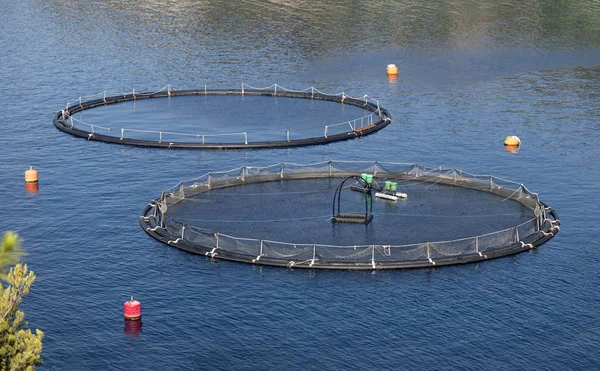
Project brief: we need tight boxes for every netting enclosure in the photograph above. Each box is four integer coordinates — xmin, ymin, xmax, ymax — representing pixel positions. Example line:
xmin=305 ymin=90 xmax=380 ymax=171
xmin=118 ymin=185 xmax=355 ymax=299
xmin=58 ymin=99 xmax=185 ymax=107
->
xmin=140 ymin=161 xmax=560 ymax=270
xmin=53 ymin=84 xmax=392 ymax=149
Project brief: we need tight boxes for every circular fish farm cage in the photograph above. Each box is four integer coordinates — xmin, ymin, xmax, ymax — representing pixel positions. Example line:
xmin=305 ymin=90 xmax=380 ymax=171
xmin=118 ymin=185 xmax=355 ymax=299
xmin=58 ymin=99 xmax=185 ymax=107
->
xmin=140 ymin=161 xmax=560 ymax=270
xmin=53 ymin=84 xmax=392 ymax=149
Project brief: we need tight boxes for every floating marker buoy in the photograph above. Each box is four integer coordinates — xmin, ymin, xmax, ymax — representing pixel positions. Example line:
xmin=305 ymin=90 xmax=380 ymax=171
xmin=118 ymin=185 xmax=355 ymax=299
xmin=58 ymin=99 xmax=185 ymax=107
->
xmin=124 ymin=297 xmax=142 ymax=321
xmin=386 ymin=64 xmax=398 ymax=76
xmin=504 ymin=136 xmax=521 ymax=147
xmin=24 ymin=166 xmax=38 ymax=183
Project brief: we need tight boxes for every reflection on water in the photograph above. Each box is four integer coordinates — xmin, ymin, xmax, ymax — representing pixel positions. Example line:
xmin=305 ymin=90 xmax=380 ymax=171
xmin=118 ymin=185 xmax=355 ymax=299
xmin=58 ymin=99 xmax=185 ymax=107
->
xmin=45 ymin=0 xmax=600 ymax=63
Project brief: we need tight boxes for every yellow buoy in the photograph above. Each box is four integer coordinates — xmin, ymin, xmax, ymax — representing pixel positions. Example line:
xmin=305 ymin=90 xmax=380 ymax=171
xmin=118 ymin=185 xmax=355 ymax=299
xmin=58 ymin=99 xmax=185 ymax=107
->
xmin=386 ymin=64 xmax=398 ymax=76
xmin=24 ymin=166 xmax=38 ymax=183
xmin=503 ymin=136 xmax=521 ymax=147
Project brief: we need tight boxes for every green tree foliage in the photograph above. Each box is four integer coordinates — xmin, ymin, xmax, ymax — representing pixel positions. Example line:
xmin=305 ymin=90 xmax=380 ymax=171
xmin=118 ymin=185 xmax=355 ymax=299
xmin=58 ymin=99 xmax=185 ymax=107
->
xmin=0 ymin=232 xmax=43 ymax=370
xmin=0 ymin=233 xmax=24 ymax=281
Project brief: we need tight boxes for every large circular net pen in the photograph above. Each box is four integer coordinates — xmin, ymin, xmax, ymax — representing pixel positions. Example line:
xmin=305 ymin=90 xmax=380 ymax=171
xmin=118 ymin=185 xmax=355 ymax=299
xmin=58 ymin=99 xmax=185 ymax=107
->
xmin=53 ymin=84 xmax=392 ymax=149
xmin=140 ymin=161 xmax=560 ymax=270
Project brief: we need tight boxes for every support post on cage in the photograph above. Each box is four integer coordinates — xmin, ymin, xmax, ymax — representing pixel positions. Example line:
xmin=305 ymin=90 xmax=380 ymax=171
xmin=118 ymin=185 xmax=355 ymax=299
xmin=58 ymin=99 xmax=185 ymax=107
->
xmin=168 ymin=84 xmax=171 ymax=97
xmin=324 ymin=126 xmax=328 ymax=138
xmin=490 ymin=176 xmax=493 ymax=191
xmin=274 ymin=84 xmax=277 ymax=96
xmin=181 ymin=224 xmax=186 ymax=239
xmin=286 ymin=130 xmax=290 ymax=142
xmin=376 ymin=100 xmax=379 ymax=111
xmin=341 ymin=92 xmax=345 ymax=103
xmin=515 ymin=227 xmax=519 ymax=243
xmin=475 ymin=236 xmax=482 ymax=257
xmin=207 ymin=173 xmax=212 ymax=189
xmin=311 ymin=87 xmax=314 ymax=99
xmin=133 ymin=89 xmax=136 ymax=99
xmin=241 ymin=83 xmax=244 ymax=96
xmin=70 ymin=117 xmax=74 ymax=128
xmin=371 ymin=245 xmax=376 ymax=269
xmin=310 ymin=244 xmax=316 ymax=267
xmin=328 ymin=161 xmax=332 ymax=176
xmin=159 ymin=131 xmax=163 ymax=143
xmin=120 ymin=128 xmax=124 ymax=140
xmin=244 ymin=132 xmax=248 ymax=145
xmin=91 ymin=125 xmax=95 ymax=134
xmin=103 ymin=91 xmax=107 ymax=104
xmin=258 ymin=240 xmax=264 ymax=260
xmin=215 ymin=233 xmax=219 ymax=250
xmin=280 ymin=163 xmax=285 ymax=179
xmin=426 ymin=242 xmax=434 ymax=264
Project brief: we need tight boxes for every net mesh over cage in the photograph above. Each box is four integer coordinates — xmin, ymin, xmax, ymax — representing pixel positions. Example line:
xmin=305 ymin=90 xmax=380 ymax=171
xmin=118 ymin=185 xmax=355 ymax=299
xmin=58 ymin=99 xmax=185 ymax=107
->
xmin=140 ymin=161 xmax=560 ymax=270
xmin=53 ymin=84 xmax=391 ymax=149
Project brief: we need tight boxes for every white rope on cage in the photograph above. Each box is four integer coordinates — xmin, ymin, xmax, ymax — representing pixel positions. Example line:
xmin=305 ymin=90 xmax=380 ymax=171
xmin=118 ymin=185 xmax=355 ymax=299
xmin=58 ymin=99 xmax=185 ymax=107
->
xmin=67 ymin=84 xmax=380 ymax=105
xmin=121 ymin=128 xmax=247 ymax=140
xmin=272 ymin=85 xmax=314 ymax=94
xmin=66 ymin=92 xmax=104 ymax=107
xmin=134 ymin=84 xmax=171 ymax=97
xmin=283 ymin=112 xmax=378 ymax=137
xmin=499 ymin=184 xmax=528 ymax=202
xmin=66 ymin=85 xmax=170 ymax=107
xmin=69 ymin=116 xmax=112 ymax=131
xmin=311 ymin=87 xmax=345 ymax=97
xmin=241 ymin=83 xmax=277 ymax=91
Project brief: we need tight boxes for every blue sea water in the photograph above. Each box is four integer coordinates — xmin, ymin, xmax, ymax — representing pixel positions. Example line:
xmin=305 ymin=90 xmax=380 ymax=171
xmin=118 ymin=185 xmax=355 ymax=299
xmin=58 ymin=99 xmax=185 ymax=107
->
xmin=0 ymin=0 xmax=599 ymax=369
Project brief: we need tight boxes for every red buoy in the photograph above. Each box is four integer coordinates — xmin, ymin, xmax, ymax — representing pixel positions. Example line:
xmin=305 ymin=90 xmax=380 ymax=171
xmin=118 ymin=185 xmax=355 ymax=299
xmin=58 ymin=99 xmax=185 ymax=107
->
xmin=124 ymin=297 xmax=142 ymax=320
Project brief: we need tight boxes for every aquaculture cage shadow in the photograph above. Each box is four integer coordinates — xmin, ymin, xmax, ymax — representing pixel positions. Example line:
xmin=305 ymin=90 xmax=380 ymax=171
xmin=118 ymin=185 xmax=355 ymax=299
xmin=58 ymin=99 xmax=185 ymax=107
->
xmin=53 ymin=84 xmax=392 ymax=149
xmin=140 ymin=161 xmax=560 ymax=270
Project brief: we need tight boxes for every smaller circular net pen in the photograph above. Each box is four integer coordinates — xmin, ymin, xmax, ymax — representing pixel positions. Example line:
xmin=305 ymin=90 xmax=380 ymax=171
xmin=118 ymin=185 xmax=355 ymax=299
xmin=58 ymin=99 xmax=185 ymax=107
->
xmin=140 ymin=161 xmax=560 ymax=270
xmin=53 ymin=84 xmax=392 ymax=149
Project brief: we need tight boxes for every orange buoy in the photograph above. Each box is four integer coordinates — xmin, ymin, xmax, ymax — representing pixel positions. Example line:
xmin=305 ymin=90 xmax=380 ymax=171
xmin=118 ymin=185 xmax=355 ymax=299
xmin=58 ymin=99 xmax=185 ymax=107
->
xmin=503 ymin=136 xmax=521 ymax=147
xmin=124 ymin=297 xmax=142 ymax=320
xmin=386 ymin=64 xmax=398 ymax=76
xmin=24 ymin=166 xmax=38 ymax=183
